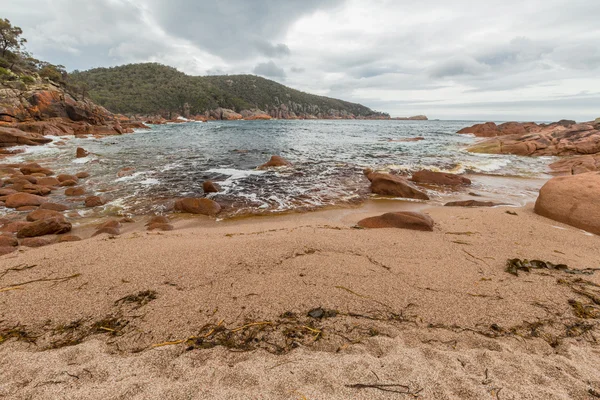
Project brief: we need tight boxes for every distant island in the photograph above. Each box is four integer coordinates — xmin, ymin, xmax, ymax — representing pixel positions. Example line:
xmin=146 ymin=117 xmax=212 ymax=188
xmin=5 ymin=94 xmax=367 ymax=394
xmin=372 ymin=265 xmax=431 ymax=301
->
xmin=391 ymin=115 xmax=428 ymax=121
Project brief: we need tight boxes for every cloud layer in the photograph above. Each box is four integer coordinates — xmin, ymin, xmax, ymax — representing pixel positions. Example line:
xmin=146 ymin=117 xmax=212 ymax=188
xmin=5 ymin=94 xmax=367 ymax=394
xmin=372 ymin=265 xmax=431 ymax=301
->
xmin=4 ymin=0 xmax=600 ymax=120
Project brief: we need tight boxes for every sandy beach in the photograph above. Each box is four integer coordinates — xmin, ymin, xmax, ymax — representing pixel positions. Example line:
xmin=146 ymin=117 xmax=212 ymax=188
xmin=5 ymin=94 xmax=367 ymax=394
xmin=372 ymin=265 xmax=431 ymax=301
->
xmin=1 ymin=201 xmax=599 ymax=399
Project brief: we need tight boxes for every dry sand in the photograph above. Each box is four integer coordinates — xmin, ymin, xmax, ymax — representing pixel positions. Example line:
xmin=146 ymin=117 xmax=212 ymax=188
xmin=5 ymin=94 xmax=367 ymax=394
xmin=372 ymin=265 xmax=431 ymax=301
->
xmin=1 ymin=201 xmax=600 ymax=399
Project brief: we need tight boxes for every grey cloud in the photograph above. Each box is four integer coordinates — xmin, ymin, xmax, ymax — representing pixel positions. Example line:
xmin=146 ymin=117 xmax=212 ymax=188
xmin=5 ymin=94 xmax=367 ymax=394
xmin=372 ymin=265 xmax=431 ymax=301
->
xmin=429 ymin=57 xmax=489 ymax=78
xmin=290 ymin=67 xmax=305 ymax=73
xmin=254 ymin=41 xmax=291 ymax=58
xmin=253 ymin=61 xmax=286 ymax=78
xmin=148 ymin=0 xmax=344 ymax=60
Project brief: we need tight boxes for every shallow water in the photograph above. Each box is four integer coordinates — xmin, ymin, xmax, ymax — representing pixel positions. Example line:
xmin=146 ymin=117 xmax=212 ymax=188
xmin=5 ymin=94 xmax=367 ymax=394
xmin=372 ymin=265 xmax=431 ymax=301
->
xmin=3 ymin=120 xmax=555 ymax=218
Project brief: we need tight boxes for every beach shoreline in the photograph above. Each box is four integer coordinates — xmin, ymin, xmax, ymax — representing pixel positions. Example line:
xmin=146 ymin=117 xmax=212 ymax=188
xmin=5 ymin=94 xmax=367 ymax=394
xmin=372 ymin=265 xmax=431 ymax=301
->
xmin=1 ymin=201 xmax=599 ymax=399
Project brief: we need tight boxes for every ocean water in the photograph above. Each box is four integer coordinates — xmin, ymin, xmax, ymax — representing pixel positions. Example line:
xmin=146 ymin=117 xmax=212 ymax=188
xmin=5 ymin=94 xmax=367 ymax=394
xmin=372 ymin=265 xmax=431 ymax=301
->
xmin=4 ymin=120 xmax=555 ymax=217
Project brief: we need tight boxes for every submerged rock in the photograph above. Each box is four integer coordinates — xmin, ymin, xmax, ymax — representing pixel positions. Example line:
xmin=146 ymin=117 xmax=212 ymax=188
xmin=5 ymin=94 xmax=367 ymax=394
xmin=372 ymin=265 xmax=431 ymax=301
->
xmin=84 ymin=196 xmax=106 ymax=207
xmin=258 ymin=155 xmax=292 ymax=169
xmin=357 ymin=212 xmax=434 ymax=231
xmin=534 ymin=172 xmax=600 ymax=235
xmin=76 ymin=147 xmax=89 ymax=158
xmin=366 ymin=172 xmax=429 ymax=200
xmin=203 ymin=180 xmax=220 ymax=193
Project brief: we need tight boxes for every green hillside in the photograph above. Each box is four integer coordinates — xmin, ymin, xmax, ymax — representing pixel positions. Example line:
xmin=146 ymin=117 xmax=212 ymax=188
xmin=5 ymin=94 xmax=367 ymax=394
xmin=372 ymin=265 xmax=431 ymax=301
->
xmin=68 ymin=63 xmax=387 ymax=118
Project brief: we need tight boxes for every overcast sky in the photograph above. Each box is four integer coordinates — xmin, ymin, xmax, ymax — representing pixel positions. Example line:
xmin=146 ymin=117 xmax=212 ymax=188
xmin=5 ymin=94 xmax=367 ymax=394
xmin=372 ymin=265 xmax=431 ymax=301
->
xmin=4 ymin=0 xmax=600 ymax=120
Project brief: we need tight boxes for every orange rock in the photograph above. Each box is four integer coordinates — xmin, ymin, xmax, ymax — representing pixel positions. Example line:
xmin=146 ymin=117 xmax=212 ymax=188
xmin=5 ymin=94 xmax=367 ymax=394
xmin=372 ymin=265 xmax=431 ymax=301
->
xmin=534 ymin=172 xmax=600 ymax=235
xmin=92 ymin=227 xmax=120 ymax=236
xmin=26 ymin=209 xmax=64 ymax=222
xmin=84 ymin=196 xmax=106 ymax=207
xmin=65 ymin=187 xmax=85 ymax=196
xmin=203 ymin=180 xmax=220 ymax=193
xmin=411 ymin=170 xmax=471 ymax=186
xmin=17 ymin=217 xmax=71 ymax=238
xmin=76 ymin=171 xmax=90 ymax=179
xmin=40 ymin=202 xmax=69 ymax=211
xmin=58 ymin=235 xmax=82 ymax=243
xmin=5 ymin=193 xmax=47 ymax=208
xmin=0 ymin=235 xmax=18 ymax=247
xmin=117 ymin=167 xmax=135 ymax=178
xmin=57 ymin=174 xmax=78 ymax=183
xmin=146 ymin=216 xmax=171 ymax=225
xmin=357 ymin=212 xmax=434 ymax=231
xmin=174 ymin=198 xmax=221 ymax=216
xmin=1 ymin=221 xmax=32 ymax=233
xmin=147 ymin=223 xmax=174 ymax=231
xmin=37 ymin=177 xmax=60 ymax=186
xmin=0 ymin=246 xmax=17 ymax=256
xmin=20 ymin=237 xmax=54 ymax=247
xmin=444 ymin=200 xmax=502 ymax=207
xmin=97 ymin=220 xmax=121 ymax=230
xmin=76 ymin=147 xmax=89 ymax=158
xmin=258 ymin=155 xmax=292 ymax=169
xmin=367 ymin=172 xmax=429 ymax=200
xmin=16 ymin=206 xmax=38 ymax=211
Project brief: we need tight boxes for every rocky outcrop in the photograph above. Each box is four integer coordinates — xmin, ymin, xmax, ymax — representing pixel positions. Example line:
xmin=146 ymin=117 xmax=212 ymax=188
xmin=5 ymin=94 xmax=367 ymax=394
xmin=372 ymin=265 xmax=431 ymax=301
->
xmin=258 ymin=155 xmax=292 ymax=169
xmin=357 ymin=212 xmax=434 ymax=231
xmin=410 ymin=170 xmax=471 ymax=186
xmin=549 ymin=154 xmax=600 ymax=175
xmin=209 ymin=108 xmax=243 ymax=121
xmin=174 ymin=198 xmax=221 ymax=216
xmin=534 ymin=172 xmax=600 ymax=235
xmin=458 ymin=121 xmax=540 ymax=137
xmin=366 ymin=172 xmax=429 ymax=200
xmin=0 ymin=79 xmax=135 ymax=147
xmin=466 ymin=121 xmax=600 ymax=156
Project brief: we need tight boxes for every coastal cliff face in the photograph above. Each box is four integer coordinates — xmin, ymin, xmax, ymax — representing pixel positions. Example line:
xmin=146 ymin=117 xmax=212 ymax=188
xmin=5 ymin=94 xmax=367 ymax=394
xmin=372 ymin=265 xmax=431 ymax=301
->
xmin=0 ymin=78 xmax=145 ymax=148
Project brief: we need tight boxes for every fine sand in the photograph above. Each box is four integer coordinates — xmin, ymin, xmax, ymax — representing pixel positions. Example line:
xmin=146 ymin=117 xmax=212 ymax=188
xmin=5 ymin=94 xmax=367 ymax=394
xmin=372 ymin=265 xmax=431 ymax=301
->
xmin=1 ymin=201 xmax=600 ymax=399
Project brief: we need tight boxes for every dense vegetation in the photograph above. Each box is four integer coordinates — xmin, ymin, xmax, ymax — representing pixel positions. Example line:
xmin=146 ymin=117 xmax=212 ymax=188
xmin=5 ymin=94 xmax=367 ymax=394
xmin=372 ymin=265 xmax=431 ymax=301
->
xmin=69 ymin=63 xmax=387 ymax=118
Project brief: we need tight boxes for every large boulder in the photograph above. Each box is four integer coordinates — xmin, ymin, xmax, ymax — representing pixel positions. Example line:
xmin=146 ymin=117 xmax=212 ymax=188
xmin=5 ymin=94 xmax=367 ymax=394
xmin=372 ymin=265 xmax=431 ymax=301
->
xmin=411 ymin=170 xmax=471 ymax=186
xmin=174 ymin=198 xmax=221 ymax=216
xmin=366 ymin=172 xmax=429 ymax=200
xmin=17 ymin=217 xmax=72 ymax=238
xmin=534 ymin=172 xmax=600 ymax=235
xmin=357 ymin=212 xmax=434 ymax=231
xmin=5 ymin=193 xmax=47 ymax=208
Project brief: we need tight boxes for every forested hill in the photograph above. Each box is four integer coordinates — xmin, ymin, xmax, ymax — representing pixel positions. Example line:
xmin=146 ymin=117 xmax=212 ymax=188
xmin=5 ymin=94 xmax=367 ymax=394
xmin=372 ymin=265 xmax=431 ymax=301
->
xmin=68 ymin=63 xmax=389 ymax=119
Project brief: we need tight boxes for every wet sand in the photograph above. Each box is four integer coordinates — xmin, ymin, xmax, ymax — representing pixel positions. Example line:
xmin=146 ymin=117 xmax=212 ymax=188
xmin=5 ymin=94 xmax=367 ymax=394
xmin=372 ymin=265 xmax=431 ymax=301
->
xmin=1 ymin=201 xmax=600 ymax=399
